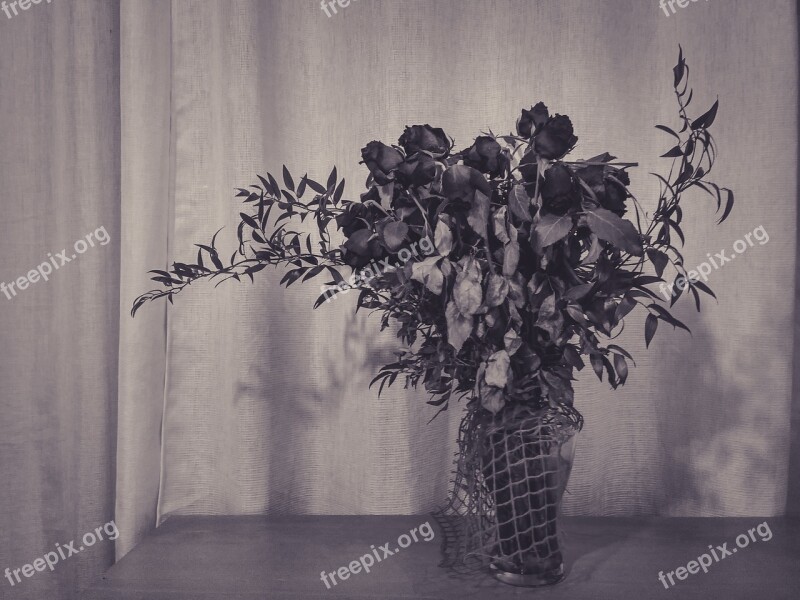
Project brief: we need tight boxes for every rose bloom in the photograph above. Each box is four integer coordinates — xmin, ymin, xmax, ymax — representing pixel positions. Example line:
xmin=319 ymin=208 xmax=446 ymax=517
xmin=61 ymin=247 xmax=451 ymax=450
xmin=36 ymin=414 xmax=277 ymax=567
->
xmin=398 ymin=124 xmax=451 ymax=157
xmin=396 ymin=152 xmax=437 ymax=186
xmin=534 ymin=115 xmax=578 ymax=160
xmin=441 ymin=164 xmax=491 ymax=205
xmin=540 ymin=163 xmax=581 ymax=215
xmin=516 ymin=102 xmax=550 ymax=139
xmin=462 ymin=136 xmax=506 ymax=177
xmin=361 ymin=141 xmax=403 ymax=184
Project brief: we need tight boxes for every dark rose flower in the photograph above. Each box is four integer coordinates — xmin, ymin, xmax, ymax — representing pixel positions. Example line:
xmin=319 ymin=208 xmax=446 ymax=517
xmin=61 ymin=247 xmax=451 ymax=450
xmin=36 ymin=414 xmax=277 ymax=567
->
xmin=462 ymin=136 xmax=507 ymax=177
xmin=516 ymin=102 xmax=549 ymax=139
xmin=541 ymin=163 xmax=581 ymax=215
xmin=574 ymin=164 xmax=630 ymax=216
xmin=396 ymin=152 xmax=437 ymax=186
xmin=361 ymin=141 xmax=404 ymax=184
xmin=336 ymin=202 xmax=371 ymax=237
xmin=398 ymin=125 xmax=451 ymax=157
xmin=534 ymin=115 xmax=578 ymax=160
xmin=342 ymin=228 xmax=384 ymax=268
xmin=441 ymin=164 xmax=491 ymax=204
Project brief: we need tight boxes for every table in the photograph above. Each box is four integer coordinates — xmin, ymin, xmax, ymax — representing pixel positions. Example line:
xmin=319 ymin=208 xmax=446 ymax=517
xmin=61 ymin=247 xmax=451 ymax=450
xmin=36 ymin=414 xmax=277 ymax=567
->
xmin=82 ymin=515 xmax=800 ymax=599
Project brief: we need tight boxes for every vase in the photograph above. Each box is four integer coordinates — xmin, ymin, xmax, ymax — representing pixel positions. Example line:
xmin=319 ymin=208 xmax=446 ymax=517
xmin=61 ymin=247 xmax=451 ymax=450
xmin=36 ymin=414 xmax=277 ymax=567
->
xmin=435 ymin=402 xmax=581 ymax=586
xmin=460 ymin=402 xmax=580 ymax=586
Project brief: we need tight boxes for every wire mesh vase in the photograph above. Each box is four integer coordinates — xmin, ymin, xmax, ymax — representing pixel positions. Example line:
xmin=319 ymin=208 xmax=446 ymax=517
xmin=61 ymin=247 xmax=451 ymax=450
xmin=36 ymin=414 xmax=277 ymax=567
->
xmin=436 ymin=402 xmax=581 ymax=587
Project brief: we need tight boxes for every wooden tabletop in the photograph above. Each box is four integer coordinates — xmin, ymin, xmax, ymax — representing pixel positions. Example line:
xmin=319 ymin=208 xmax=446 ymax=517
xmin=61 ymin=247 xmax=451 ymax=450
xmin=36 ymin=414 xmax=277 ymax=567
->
xmin=83 ymin=515 xmax=800 ymax=599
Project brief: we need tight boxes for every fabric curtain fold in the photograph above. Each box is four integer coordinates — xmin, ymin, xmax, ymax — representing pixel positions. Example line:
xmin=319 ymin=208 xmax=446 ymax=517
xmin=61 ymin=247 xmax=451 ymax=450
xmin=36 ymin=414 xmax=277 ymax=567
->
xmin=0 ymin=2 xmax=120 ymax=598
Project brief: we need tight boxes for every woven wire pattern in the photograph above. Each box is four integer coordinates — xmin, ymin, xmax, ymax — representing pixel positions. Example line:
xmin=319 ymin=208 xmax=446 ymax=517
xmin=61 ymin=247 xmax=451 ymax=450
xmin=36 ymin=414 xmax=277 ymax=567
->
xmin=434 ymin=403 xmax=582 ymax=575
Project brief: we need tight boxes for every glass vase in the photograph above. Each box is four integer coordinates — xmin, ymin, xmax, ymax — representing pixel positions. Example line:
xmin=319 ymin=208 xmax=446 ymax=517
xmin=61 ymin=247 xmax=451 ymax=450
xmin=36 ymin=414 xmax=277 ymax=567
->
xmin=479 ymin=405 xmax=579 ymax=587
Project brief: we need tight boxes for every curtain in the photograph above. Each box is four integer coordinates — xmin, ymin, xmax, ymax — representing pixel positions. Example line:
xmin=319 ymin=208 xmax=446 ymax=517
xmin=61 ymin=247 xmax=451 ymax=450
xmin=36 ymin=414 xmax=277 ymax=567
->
xmin=150 ymin=0 xmax=798 ymax=530
xmin=0 ymin=2 xmax=797 ymax=599
xmin=0 ymin=2 xmax=120 ymax=599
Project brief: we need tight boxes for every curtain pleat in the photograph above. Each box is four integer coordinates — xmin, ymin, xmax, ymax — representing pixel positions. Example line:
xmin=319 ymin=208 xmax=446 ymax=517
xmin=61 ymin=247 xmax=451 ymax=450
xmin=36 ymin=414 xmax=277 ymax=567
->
xmin=0 ymin=2 xmax=120 ymax=598
xmin=115 ymin=0 xmax=172 ymax=560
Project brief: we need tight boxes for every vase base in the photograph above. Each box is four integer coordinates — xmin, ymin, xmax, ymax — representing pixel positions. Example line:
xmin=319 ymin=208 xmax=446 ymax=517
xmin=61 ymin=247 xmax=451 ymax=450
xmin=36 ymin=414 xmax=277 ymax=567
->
xmin=490 ymin=563 xmax=566 ymax=587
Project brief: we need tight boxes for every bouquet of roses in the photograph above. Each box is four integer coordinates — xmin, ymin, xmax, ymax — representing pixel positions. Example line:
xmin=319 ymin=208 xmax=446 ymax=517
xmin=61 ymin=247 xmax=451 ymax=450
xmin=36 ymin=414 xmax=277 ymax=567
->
xmin=133 ymin=49 xmax=732 ymax=422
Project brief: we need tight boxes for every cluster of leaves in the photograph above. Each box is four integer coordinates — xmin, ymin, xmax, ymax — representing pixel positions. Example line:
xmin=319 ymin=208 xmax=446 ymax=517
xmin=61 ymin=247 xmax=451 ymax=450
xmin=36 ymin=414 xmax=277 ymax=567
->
xmin=133 ymin=49 xmax=732 ymax=421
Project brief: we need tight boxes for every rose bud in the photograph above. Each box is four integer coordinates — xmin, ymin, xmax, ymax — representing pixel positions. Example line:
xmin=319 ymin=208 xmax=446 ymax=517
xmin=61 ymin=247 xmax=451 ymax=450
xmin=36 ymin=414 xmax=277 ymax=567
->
xmin=396 ymin=152 xmax=437 ymax=186
xmin=335 ymin=202 xmax=371 ymax=237
xmin=574 ymin=164 xmax=630 ymax=217
xmin=534 ymin=114 xmax=578 ymax=160
xmin=342 ymin=228 xmax=384 ymax=268
xmin=361 ymin=141 xmax=404 ymax=184
xmin=398 ymin=125 xmax=451 ymax=158
xmin=603 ymin=169 xmax=630 ymax=216
xmin=516 ymin=102 xmax=550 ymax=139
xmin=462 ymin=136 xmax=507 ymax=177
xmin=441 ymin=164 xmax=491 ymax=204
xmin=540 ymin=163 xmax=581 ymax=215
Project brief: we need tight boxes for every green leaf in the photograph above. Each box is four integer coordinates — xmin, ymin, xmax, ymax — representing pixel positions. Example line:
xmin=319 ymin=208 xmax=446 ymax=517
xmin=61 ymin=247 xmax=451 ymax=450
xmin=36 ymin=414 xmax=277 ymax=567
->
xmin=445 ymin=299 xmax=473 ymax=352
xmin=646 ymin=249 xmax=669 ymax=278
xmin=485 ymin=273 xmax=509 ymax=308
xmin=467 ymin=190 xmax=490 ymax=239
xmin=267 ymin=173 xmax=281 ymax=197
xmin=280 ymin=267 xmax=306 ymax=287
xmin=282 ymin=165 xmax=295 ymax=191
xmin=614 ymin=294 xmax=637 ymax=322
xmin=493 ymin=207 xmax=509 ymax=244
xmin=485 ymin=350 xmax=511 ymax=388
xmin=718 ymin=189 xmax=734 ymax=223
xmin=661 ymin=145 xmax=684 ymax=158
xmin=454 ymin=274 xmax=482 ymax=315
xmin=508 ymin=185 xmax=532 ymax=222
xmin=564 ymin=283 xmax=593 ymax=301
xmin=434 ymin=219 xmax=453 ymax=255
xmin=655 ymin=124 xmax=680 ymax=139
xmin=503 ymin=241 xmax=519 ymax=278
xmin=693 ymin=280 xmax=716 ymax=299
xmin=240 ymin=212 xmax=260 ymax=230
xmin=480 ymin=385 xmax=505 ymax=414
xmin=645 ymin=313 xmax=658 ymax=347
xmin=411 ymin=256 xmax=444 ymax=295
xmin=585 ymin=208 xmax=643 ymax=256
xmin=691 ymin=99 xmax=719 ymax=130
xmin=614 ymin=354 xmax=628 ymax=384
xmin=333 ymin=178 xmax=346 ymax=204
xmin=343 ymin=229 xmax=373 ymax=255
xmin=532 ymin=212 xmax=572 ymax=252
xmin=673 ymin=45 xmax=685 ymax=88
xmin=327 ymin=166 xmax=338 ymax=191
xmin=381 ymin=221 xmax=408 ymax=252
xmin=503 ymin=329 xmax=522 ymax=355
xmin=563 ymin=345 xmax=584 ymax=370
xmin=304 ymin=177 xmax=327 ymax=195
xmin=590 ymin=354 xmax=604 ymax=381
xmin=649 ymin=303 xmax=691 ymax=333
